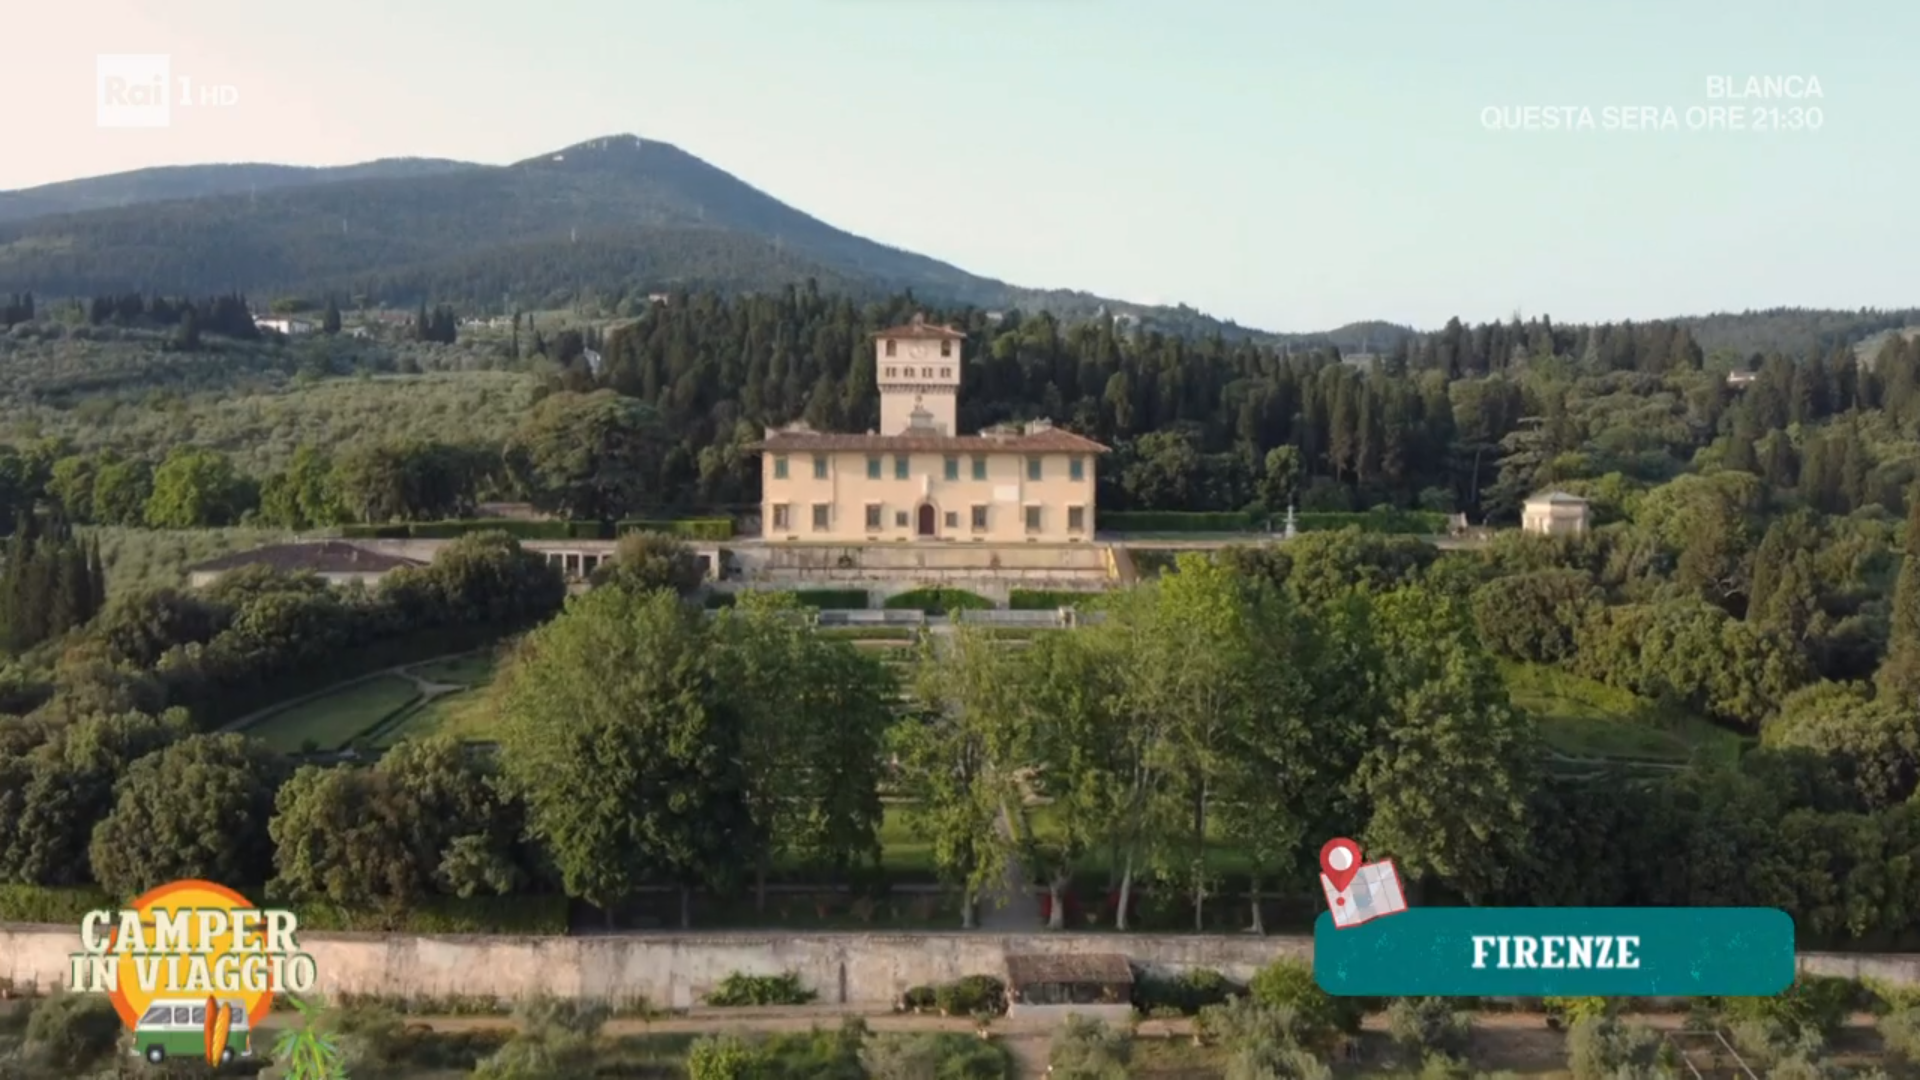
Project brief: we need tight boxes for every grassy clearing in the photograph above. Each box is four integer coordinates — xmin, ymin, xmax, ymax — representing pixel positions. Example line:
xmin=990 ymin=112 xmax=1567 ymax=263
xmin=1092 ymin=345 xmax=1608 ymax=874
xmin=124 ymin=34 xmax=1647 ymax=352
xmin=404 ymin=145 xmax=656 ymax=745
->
xmin=1502 ymin=661 xmax=1746 ymax=764
xmin=248 ymin=675 xmax=420 ymax=753
xmin=380 ymin=687 xmax=498 ymax=746
xmin=375 ymin=653 xmax=505 ymax=745
xmin=410 ymin=652 xmax=500 ymax=686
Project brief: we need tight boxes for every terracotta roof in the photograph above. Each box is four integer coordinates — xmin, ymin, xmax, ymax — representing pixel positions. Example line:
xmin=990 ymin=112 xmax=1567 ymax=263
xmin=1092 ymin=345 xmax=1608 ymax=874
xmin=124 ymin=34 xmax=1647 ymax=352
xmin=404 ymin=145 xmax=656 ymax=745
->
xmin=872 ymin=313 xmax=966 ymax=341
xmin=187 ymin=541 xmax=426 ymax=575
xmin=752 ymin=427 xmax=1109 ymax=454
xmin=1004 ymin=954 xmax=1134 ymax=988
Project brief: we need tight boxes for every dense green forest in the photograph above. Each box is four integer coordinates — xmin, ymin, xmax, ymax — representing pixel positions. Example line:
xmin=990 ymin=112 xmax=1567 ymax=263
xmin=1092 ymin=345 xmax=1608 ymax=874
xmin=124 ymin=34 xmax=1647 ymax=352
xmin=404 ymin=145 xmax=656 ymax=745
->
xmin=0 ymin=286 xmax=1917 ymax=952
xmin=6 ymin=288 xmax=1920 ymax=537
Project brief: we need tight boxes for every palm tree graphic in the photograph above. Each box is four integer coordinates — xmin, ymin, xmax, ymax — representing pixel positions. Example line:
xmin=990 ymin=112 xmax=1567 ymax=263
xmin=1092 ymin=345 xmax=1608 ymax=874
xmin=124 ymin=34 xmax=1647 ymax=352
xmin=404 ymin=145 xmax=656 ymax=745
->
xmin=270 ymin=996 xmax=347 ymax=1079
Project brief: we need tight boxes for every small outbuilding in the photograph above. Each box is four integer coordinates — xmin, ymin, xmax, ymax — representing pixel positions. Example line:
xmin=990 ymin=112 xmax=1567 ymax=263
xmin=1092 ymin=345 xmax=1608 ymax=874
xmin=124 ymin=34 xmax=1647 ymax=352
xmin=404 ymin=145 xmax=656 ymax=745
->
xmin=186 ymin=541 xmax=424 ymax=589
xmin=1003 ymin=953 xmax=1134 ymax=1022
xmin=1521 ymin=491 xmax=1590 ymax=538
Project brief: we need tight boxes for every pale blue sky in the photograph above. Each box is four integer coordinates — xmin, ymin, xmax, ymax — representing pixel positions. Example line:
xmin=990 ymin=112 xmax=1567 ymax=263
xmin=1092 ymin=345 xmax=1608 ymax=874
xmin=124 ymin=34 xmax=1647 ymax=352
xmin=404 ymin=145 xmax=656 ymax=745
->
xmin=7 ymin=0 xmax=1914 ymax=331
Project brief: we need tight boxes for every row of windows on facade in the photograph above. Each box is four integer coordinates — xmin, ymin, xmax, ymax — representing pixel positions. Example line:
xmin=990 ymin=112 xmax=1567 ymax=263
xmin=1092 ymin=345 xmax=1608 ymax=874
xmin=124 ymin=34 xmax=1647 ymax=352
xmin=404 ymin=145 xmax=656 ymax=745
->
xmin=773 ymin=455 xmax=1088 ymax=482
xmin=770 ymin=503 xmax=1087 ymax=533
xmin=884 ymin=340 xmax=953 ymax=357
xmin=883 ymin=365 xmax=952 ymax=380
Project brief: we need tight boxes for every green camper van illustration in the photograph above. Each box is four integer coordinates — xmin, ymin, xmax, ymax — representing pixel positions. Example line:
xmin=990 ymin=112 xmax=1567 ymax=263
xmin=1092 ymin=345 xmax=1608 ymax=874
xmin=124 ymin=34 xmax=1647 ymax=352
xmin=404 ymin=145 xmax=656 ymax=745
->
xmin=132 ymin=998 xmax=251 ymax=1064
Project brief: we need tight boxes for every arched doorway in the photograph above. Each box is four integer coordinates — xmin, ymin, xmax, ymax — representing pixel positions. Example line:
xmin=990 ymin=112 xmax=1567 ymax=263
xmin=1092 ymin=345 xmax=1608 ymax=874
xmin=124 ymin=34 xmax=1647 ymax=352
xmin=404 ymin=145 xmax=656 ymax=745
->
xmin=916 ymin=503 xmax=937 ymax=537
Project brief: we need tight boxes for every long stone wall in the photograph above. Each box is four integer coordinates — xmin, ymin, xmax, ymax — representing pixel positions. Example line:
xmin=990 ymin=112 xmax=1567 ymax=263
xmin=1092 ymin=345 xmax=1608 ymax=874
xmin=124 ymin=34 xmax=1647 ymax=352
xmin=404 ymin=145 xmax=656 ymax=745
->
xmin=3 ymin=925 xmax=1915 ymax=1007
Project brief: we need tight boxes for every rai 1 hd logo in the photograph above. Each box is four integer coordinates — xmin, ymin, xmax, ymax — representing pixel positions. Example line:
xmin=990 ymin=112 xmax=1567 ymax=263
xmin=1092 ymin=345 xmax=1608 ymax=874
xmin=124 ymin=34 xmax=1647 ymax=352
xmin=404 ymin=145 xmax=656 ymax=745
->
xmin=96 ymin=54 xmax=240 ymax=128
xmin=67 ymin=879 xmax=344 ymax=1074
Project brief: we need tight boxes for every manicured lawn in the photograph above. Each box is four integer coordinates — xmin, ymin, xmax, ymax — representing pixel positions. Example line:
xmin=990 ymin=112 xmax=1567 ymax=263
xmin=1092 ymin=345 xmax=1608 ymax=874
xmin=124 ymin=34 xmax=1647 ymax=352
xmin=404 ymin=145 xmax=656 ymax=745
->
xmin=409 ymin=652 xmax=499 ymax=686
xmin=877 ymin=804 xmax=936 ymax=875
xmin=1502 ymin=661 xmax=1745 ymax=764
xmin=248 ymin=675 xmax=421 ymax=753
xmin=374 ymin=652 xmax=505 ymax=746
xmin=376 ymin=687 xmax=501 ymax=746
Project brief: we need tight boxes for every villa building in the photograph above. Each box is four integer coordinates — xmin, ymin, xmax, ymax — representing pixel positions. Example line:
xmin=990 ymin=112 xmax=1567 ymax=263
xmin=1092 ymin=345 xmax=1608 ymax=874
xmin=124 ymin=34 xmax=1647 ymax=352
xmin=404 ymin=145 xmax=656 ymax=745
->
xmin=753 ymin=315 xmax=1108 ymax=543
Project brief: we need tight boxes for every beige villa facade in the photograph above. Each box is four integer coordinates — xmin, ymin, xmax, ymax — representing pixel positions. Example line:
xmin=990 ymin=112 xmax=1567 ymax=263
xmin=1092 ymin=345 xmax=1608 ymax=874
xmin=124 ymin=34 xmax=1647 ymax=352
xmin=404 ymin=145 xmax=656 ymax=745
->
xmin=754 ymin=316 xmax=1108 ymax=543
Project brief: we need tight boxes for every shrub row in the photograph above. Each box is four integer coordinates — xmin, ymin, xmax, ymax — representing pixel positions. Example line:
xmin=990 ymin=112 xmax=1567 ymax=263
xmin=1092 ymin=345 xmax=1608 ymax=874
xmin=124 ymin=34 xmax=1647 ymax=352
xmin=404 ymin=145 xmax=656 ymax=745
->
xmin=293 ymin=894 xmax=570 ymax=935
xmin=1008 ymin=589 xmax=1099 ymax=609
xmin=884 ymin=588 xmax=994 ymax=614
xmin=0 ymin=884 xmax=567 ymax=935
xmin=0 ymin=885 xmax=113 ymax=925
xmin=1294 ymin=509 xmax=1449 ymax=535
xmin=618 ymin=518 xmax=734 ymax=540
xmin=340 ymin=517 xmax=735 ymax=541
xmin=706 ymin=970 xmax=817 ymax=1007
xmin=341 ymin=519 xmax=608 ymax=540
xmin=1099 ymin=509 xmax=1449 ymax=535
xmin=1100 ymin=511 xmax=1259 ymax=533
xmin=705 ymin=589 xmax=872 ymax=611
xmin=898 ymin=975 xmax=1008 ymax=1017
xmin=1133 ymin=968 xmax=1241 ymax=1016
xmin=791 ymin=589 xmax=872 ymax=610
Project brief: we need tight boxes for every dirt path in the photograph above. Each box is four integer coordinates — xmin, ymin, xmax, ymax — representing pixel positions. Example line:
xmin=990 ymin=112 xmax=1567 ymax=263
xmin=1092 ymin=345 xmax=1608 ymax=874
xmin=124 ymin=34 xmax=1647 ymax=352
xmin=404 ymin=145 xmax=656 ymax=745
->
xmin=978 ymin=809 xmax=1039 ymax=932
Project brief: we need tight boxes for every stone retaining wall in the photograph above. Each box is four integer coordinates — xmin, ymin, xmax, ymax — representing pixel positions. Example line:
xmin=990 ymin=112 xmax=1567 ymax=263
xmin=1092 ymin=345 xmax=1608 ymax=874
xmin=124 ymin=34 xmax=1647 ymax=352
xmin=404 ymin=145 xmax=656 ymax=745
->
xmin=2 ymin=926 xmax=1913 ymax=1007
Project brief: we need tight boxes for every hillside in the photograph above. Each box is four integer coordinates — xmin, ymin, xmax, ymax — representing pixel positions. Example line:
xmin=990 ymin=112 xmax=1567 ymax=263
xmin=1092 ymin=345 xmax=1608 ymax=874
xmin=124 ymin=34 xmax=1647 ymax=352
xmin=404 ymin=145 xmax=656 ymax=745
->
xmin=1676 ymin=306 xmax=1920 ymax=360
xmin=0 ymin=135 xmax=1275 ymax=341
xmin=0 ymin=158 xmax=475 ymax=223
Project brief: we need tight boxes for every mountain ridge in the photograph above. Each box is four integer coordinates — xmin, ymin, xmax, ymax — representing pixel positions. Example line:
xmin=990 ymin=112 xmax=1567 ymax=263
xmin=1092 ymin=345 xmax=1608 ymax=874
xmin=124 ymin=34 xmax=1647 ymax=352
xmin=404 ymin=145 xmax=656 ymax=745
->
xmin=0 ymin=133 xmax=1316 ymax=344
xmin=3 ymin=137 xmax=1910 ymax=356
xmin=0 ymin=158 xmax=478 ymax=223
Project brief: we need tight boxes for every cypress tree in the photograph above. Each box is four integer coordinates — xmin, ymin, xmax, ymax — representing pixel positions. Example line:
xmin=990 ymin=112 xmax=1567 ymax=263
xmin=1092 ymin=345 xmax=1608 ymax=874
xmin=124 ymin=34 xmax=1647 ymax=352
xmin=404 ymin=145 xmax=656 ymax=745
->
xmin=1891 ymin=486 xmax=1920 ymax=651
xmin=88 ymin=537 xmax=107 ymax=616
xmin=15 ymin=541 xmax=50 ymax=649
xmin=48 ymin=541 xmax=81 ymax=636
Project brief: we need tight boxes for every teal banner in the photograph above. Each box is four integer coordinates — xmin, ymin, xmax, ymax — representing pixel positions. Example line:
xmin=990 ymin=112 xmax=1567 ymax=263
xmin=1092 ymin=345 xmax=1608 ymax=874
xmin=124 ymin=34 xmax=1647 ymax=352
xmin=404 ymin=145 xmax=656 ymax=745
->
xmin=1313 ymin=907 xmax=1794 ymax=997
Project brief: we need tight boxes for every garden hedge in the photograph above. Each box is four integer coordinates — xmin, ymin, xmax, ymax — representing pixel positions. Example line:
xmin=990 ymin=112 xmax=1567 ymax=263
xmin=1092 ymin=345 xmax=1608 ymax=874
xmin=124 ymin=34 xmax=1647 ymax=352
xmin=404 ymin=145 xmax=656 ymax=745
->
xmin=1294 ymin=509 xmax=1448 ymax=535
xmin=1099 ymin=509 xmax=1449 ymax=535
xmin=884 ymin=588 xmax=994 ymax=614
xmin=1008 ymin=589 xmax=1099 ymax=610
xmin=789 ymin=589 xmax=871 ymax=610
xmin=1099 ymin=511 xmax=1260 ymax=533
xmin=618 ymin=518 xmax=734 ymax=540
xmin=342 ymin=519 xmax=608 ymax=540
xmin=0 ymin=884 xmax=568 ymax=935
xmin=340 ymin=518 xmax=737 ymax=542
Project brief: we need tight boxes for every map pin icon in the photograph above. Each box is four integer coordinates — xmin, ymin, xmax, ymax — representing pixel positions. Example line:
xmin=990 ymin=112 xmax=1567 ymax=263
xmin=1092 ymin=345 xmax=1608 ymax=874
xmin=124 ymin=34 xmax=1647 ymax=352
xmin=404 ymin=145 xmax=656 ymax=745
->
xmin=1320 ymin=837 xmax=1362 ymax=892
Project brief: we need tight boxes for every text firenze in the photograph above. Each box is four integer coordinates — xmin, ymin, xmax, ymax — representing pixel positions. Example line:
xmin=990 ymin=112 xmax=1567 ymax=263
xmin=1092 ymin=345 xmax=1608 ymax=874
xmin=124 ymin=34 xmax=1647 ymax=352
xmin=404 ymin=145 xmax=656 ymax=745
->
xmin=1470 ymin=935 xmax=1642 ymax=970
